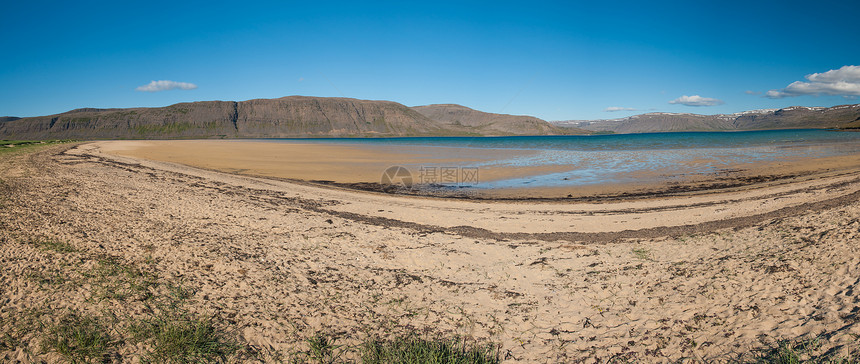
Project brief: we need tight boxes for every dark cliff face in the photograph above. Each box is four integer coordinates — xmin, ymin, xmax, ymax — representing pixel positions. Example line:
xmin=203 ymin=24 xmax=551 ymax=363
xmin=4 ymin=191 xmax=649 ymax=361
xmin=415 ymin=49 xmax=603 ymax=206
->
xmin=235 ymin=97 xmax=447 ymax=137
xmin=0 ymin=97 xmax=452 ymax=140
xmin=0 ymin=96 xmax=585 ymax=140
xmin=0 ymin=102 xmax=239 ymax=140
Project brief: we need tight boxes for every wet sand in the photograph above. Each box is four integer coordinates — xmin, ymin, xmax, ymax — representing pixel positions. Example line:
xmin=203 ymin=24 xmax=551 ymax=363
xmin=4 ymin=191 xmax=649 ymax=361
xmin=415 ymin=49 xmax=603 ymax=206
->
xmin=3 ymin=142 xmax=860 ymax=362
xmin=103 ymin=139 xmax=860 ymax=199
xmin=101 ymin=140 xmax=560 ymax=187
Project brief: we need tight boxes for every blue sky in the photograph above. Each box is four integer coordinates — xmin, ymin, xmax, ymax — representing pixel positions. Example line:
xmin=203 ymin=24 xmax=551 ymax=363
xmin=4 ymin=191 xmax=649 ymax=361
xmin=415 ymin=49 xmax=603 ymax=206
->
xmin=2 ymin=0 xmax=859 ymax=120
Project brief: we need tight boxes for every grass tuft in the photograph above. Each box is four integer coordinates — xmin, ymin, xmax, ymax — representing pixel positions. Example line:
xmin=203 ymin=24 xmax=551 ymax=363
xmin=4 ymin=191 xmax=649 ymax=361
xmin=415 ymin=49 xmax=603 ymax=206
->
xmin=32 ymin=239 xmax=78 ymax=253
xmin=41 ymin=312 xmax=114 ymax=363
xmin=85 ymin=256 xmax=157 ymax=302
xmin=299 ymin=331 xmax=346 ymax=364
xmin=360 ymin=335 xmax=500 ymax=364
xmin=752 ymin=337 xmax=859 ymax=363
xmin=0 ymin=139 xmax=74 ymax=156
xmin=129 ymin=309 xmax=238 ymax=363
xmin=26 ymin=268 xmax=69 ymax=287
xmin=631 ymin=248 xmax=651 ymax=261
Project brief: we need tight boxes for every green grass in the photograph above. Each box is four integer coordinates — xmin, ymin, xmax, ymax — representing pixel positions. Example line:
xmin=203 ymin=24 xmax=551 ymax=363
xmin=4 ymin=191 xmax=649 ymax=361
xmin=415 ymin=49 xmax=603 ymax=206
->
xmin=31 ymin=238 xmax=78 ymax=253
xmin=360 ymin=335 xmax=500 ymax=364
xmin=752 ymin=337 xmax=858 ymax=363
xmin=0 ymin=139 xmax=75 ymax=157
xmin=26 ymin=268 xmax=69 ymax=287
xmin=0 ymin=140 xmax=42 ymax=146
xmin=0 ymin=139 xmax=74 ymax=146
xmin=41 ymin=312 xmax=115 ymax=364
xmin=756 ymin=339 xmax=813 ymax=363
xmin=129 ymin=309 xmax=238 ymax=364
xmin=291 ymin=333 xmax=501 ymax=364
xmin=8 ymin=233 xmax=239 ymax=363
xmin=85 ymin=256 xmax=157 ymax=301
xmin=299 ymin=332 xmax=347 ymax=364
xmin=631 ymin=247 xmax=651 ymax=260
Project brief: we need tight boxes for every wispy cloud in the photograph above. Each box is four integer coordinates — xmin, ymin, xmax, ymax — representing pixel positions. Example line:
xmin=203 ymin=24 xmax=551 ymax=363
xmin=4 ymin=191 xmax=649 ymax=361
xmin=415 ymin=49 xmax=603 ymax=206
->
xmin=766 ymin=65 xmax=860 ymax=99
xmin=136 ymin=80 xmax=198 ymax=92
xmin=744 ymin=90 xmax=760 ymax=95
xmin=604 ymin=106 xmax=637 ymax=112
xmin=668 ymin=95 xmax=724 ymax=107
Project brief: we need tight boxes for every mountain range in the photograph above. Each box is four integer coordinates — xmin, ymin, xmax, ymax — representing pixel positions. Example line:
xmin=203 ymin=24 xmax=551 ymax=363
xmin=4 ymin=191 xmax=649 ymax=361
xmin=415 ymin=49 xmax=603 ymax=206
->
xmin=552 ymin=104 xmax=860 ymax=134
xmin=412 ymin=104 xmax=567 ymax=135
xmin=0 ymin=96 xmax=584 ymax=140
xmin=2 ymin=97 xmax=860 ymax=140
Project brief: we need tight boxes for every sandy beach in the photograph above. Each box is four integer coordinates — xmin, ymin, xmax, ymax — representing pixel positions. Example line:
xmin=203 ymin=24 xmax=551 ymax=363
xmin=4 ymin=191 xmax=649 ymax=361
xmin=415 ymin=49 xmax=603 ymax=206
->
xmin=100 ymin=140 xmax=567 ymax=191
xmin=104 ymin=139 xmax=860 ymax=200
xmin=2 ymin=141 xmax=860 ymax=362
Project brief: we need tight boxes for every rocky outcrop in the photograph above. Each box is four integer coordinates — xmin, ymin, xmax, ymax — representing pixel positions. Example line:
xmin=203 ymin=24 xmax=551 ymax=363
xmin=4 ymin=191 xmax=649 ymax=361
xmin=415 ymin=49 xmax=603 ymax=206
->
xmin=412 ymin=104 xmax=589 ymax=135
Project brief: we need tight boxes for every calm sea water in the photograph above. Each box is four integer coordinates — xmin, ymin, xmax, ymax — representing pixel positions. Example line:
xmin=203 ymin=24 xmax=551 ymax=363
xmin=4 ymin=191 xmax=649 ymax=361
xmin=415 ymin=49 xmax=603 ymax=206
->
xmin=272 ymin=129 xmax=860 ymax=151
xmin=267 ymin=129 xmax=860 ymax=188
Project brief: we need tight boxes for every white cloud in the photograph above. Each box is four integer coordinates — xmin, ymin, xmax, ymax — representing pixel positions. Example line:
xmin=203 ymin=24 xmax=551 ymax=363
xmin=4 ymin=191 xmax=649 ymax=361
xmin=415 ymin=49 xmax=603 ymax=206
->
xmin=136 ymin=80 xmax=198 ymax=92
xmin=764 ymin=90 xmax=784 ymax=98
xmin=668 ymin=95 xmax=724 ymax=107
xmin=604 ymin=106 xmax=637 ymax=112
xmin=766 ymin=65 xmax=860 ymax=99
xmin=744 ymin=90 xmax=760 ymax=95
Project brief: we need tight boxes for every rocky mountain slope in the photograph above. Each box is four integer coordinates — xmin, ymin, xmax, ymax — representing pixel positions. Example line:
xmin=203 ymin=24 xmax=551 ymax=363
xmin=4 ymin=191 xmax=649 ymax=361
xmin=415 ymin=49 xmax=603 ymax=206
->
xmin=0 ymin=97 xmax=440 ymax=139
xmin=0 ymin=96 xmax=580 ymax=140
xmin=554 ymin=104 xmax=860 ymax=134
xmin=10 ymin=97 xmax=854 ymax=139
xmin=411 ymin=104 xmax=583 ymax=135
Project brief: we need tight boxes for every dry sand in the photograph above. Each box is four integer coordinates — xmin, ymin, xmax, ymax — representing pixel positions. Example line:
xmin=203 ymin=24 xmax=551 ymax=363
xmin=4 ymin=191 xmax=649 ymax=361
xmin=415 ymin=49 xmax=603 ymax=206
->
xmin=2 ymin=141 xmax=860 ymax=362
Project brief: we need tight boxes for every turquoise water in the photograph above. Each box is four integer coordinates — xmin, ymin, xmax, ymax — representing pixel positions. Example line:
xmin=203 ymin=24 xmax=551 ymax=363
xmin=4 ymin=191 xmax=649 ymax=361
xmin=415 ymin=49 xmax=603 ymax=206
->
xmin=272 ymin=129 xmax=860 ymax=151
xmin=266 ymin=129 xmax=860 ymax=189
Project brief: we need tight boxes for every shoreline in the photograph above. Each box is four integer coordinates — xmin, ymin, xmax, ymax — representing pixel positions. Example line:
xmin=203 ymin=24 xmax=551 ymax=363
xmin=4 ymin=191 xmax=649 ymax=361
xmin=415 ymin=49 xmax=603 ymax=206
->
xmin=99 ymin=139 xmax=860 ymax=201
xmin=3 ymin=142 xmax=860 ymax=362
xmin=81 ymin=141 xmax=860 ymax=236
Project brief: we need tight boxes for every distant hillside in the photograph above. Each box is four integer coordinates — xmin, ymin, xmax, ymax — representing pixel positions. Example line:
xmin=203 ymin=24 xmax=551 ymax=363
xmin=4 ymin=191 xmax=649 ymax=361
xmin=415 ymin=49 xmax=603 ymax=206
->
xmin=553 ymin=104 xmax=860 ymax=134
xmin=0 ymin=96 xmax=576 ymax=140
xmin=0 ymin=117 xmax=20 ymax=123
xmin=412 ymin=104 xmax=588 ymax=135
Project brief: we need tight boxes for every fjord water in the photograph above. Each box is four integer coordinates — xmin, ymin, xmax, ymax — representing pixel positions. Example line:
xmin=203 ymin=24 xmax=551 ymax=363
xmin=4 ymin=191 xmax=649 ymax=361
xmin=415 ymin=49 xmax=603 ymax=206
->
xmin=273 ymin=129 xmax=860 ymax=189
xmin=277 ymin=129 xmax=860 ymax=151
